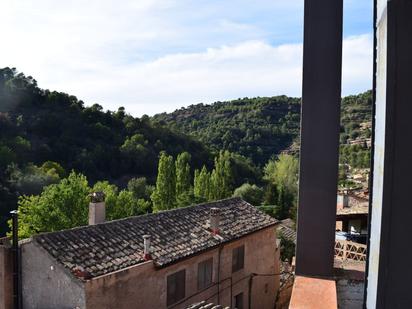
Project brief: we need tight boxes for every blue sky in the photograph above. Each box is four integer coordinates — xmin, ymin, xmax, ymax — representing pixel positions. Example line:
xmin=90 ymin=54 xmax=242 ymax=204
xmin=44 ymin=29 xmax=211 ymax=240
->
xmin=0 ymin=0 xmax=373 ymax=116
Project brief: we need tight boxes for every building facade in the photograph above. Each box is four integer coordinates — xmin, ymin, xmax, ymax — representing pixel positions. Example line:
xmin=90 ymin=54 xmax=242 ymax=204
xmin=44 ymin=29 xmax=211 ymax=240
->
xmin=18 ymin=198 xmax=280 ymax=309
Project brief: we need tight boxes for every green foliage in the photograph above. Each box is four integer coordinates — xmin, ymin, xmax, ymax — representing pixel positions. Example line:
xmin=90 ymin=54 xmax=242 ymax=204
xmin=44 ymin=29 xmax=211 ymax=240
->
xmin=233 ymin=183 xmax=264 ymax=206
xmin=41 ymin=161 xmax=66 ymax=178
xmin=13 ymin=171 xmax=153 ymax=238
xmin=127 ymin=177 xmax=154 ymax=201
xmin=0 ymin=67 xmax=211 ymax=236
xmin=340 ymin=91 xmax=372 ymax=141
xmin=279 ymin=233 xmax=296 ymax=262
xmin=0 ymin=68 xmax=209 ymax=184
xmin=8 ymin=163 xmax=61 ymax=195
xmin=14 ymin=172 xmax=90 ymax=239
xmin=229 ymin=153 xmax=261 ymax=188
xmin=263 ymin=154 xmax=299 ymax=220
xmin=210 ymin=151 xmax=233 ymax=200
xmin=153 ymin=96 xmax=301 ymax=166
xmin=340 ymin=144 xmax=371 ymax=169
xmin=0 ymin=67 xmax=373 ymax=237
xmin=263 ymin=154 xmax=298 ymax=195
xmin=175 ymin=152 xmax=192 ymax=207
xmin=194 ymin=166 xmax=211 ymax=202
xmin=151 ymin=152 xmax=176 ymax=211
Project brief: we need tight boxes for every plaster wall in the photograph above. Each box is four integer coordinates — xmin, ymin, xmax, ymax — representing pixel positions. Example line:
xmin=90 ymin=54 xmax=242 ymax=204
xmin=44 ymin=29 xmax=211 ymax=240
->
xmin=85 ymin=226 xmax=279 ymax=309
xmin=0 ymin=244 xmax=13 ymax=309
xmin=366 ymin=2 xmax=387 ymax=307
xmin=21 ymin=241 xmax=86 ymax=309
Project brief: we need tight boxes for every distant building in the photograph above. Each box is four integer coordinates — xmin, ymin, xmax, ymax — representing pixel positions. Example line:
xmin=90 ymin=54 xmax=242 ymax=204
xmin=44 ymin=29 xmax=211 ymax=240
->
xmin=4 ymin=197 xmax=280 ymax=309
xmin=336 ymin=192 xmax=368 ymax=243
xmin=347 ymin=137 xmax=372 ymax=148
xmin=276 ymin=218 xmax=296 ymax=245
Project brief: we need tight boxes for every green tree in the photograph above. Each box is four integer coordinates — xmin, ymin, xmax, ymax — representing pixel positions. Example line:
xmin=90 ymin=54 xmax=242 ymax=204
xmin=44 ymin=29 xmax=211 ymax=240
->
xmin=14 ymin=171 xmax=90 ymax=239
xmin=233 ymin=183 xmax=264 ymax=205
xmin=127 ymin=177 xmax=153 ymax=200
xmin=194 ymin=166 xmax=211 ymax=201
xmin=263 ymin=154 xmax=299 ymax=220
xmin=210 ymin=151 xmax=233 ymax=200
xmin=8 ymin=163 xmax=61 ymax=195
xmin=40 ymin=161 xmax=66 ymax=178
xmin=279 ymin=233 xmax=296 ymax=262
xmin=263 ymin=154 xmax=299 ymax=195
xmin=115 ymin=190 xmax=148 ymax=218
xmin=151 ymin=152 xmax=176 ymax=211
xmin=175 ymin=152 xmax=192 ymax=207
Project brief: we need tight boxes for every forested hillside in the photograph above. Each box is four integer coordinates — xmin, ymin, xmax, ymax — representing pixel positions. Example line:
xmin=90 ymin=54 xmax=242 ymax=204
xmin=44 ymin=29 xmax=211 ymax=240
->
xmin=0 ymin=67 xmax=372 ymax=238
xmin=340 ymin=90 xmax=373 ymax=142
xmin=153 ymin=96 xmax=301 ymax=166
xmin=153 ymin=91 xmax=373 ymax=167
xmin=0 ymin=68 xmax=211 ymax=233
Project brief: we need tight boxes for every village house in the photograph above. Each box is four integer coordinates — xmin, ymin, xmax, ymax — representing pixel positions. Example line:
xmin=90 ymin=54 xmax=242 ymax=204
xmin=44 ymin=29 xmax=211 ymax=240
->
xmin=1 ymin=197 xmax=280 ymax=309
xmin=276 ymin=219 xmax=296 ymax=246
xmin=335 ymin=192 xmax=369 ymax=244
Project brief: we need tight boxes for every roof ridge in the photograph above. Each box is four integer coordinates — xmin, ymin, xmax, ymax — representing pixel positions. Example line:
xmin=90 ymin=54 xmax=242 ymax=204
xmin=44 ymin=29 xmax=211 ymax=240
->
xmin=32 ymin=197 xmax=246 ymax=239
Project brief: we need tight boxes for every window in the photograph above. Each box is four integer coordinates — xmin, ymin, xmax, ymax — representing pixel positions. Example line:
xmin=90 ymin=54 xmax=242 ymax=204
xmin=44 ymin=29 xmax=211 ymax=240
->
xmin=232 ymin=245 xmax=245 ymax=273
xmin=234 ymin=292 xmax=244 ymax=309
xmin=198 ymin=258 xmax=213 ymax=290
xmin=167 ymin=269 xmax=186 ymax=306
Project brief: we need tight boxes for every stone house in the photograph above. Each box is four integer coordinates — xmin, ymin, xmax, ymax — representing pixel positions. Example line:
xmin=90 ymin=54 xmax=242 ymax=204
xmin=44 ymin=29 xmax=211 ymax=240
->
xmin=17 ymin=197 xmax=280 ymax=309
xmin=335 ymin=193 xmax=368 ymax=243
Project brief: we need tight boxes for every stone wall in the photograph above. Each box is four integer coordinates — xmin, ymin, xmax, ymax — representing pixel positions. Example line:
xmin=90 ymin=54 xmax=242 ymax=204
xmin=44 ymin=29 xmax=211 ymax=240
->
xmin=21 ymin=241 xmax=86 ymax=309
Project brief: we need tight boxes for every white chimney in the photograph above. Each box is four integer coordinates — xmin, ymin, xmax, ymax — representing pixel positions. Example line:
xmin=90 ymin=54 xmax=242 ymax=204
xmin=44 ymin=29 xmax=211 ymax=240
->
xmin=89 ymin=192 xmax=106 ymax=225
xmin=143 ymin=235 xmax=151 ymax=260
xmin=210 ymin=207 xmax=220 ymax=235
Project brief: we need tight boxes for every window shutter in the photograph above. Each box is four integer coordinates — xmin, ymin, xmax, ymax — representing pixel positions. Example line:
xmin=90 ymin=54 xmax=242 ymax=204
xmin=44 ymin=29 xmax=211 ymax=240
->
xmin=167 ymin=269 xmax=186 ymax=306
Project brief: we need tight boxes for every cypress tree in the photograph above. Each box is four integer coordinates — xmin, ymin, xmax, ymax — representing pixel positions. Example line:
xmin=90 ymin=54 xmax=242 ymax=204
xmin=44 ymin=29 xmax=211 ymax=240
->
xmin=194 ymin=165 xmax=211 ymax=201
xmin=210 ymin=151 xmax=233 ymax=200
xmin=151 ymin=152 xmax=176 ymax=211
xmin=175 ymin=152 xmax=192 ymax=207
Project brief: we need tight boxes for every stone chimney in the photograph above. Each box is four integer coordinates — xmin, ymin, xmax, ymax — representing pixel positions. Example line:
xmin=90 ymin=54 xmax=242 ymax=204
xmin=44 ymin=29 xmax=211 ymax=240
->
xmin=88 ymin=192 xmax=106 ymax=225
xmin=143 ymin=235 xmax=151 ymax=261
xmin=210 ymin=207 xmax=220 ymax=235
xmin=337 ymin=194 xmax=349 ymax=210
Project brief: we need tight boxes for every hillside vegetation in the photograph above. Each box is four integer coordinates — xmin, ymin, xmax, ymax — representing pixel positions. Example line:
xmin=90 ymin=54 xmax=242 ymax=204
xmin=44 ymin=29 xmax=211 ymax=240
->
xmin=0 ymin=67 xmax=372 ymax=237
xmin=0 ymin=68 xmax=211 ymax=233
xmin=153 ymin=96 xmax=301 ymax=166
xmin=153 ymin=91 xmax=373 ymax=167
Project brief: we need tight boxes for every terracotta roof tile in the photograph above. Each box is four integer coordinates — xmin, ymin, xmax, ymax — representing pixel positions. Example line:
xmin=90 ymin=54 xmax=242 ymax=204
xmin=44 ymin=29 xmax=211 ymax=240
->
xmin=33 ymin=198 xmax=277 ymax=280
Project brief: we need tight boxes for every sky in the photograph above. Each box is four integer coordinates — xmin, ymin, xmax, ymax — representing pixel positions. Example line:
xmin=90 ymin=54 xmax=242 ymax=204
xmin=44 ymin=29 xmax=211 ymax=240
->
xmin=0 ymin=0 xmax=373 ymax=116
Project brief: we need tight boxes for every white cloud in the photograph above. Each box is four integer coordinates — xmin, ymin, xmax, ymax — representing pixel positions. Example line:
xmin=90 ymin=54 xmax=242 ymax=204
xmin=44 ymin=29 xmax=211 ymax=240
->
xmin=0 ymin=1 xmax=372 ymax=116
xmin=342 ymin=34 xmax=374 ymax=94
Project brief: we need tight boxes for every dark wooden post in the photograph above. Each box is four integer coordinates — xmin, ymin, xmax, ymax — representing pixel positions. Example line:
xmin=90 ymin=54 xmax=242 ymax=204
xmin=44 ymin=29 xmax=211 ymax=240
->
xmin=10 ymin=210 xmax=20 ymax=309
xmin=295 ymin=0 xmax=343 ymax=277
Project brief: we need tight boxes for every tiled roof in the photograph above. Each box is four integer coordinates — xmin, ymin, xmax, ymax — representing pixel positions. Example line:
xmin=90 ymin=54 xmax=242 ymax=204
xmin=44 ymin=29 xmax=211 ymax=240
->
xmin=336 ymin=204 xmax=368 ymax=216
xmin=33 ymin=198 xmax=277 ymax=280
xmin=277 ymin=219 xmax=296 ymax=244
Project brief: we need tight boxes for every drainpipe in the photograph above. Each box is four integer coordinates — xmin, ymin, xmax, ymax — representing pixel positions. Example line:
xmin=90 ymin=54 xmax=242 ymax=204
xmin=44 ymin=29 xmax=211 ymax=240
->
xmin=10 ymin=210 xmax=21 ymax=309
xmin=217 ymin=244 xmax=223 ymax=304
xmin=248 ymin=274 xmax=254 ymax=309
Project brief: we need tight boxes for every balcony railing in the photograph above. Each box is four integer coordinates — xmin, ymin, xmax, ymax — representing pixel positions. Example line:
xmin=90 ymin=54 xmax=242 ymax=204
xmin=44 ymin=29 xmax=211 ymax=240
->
xmin=334 ymin=240 xmax=367 ymax=262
